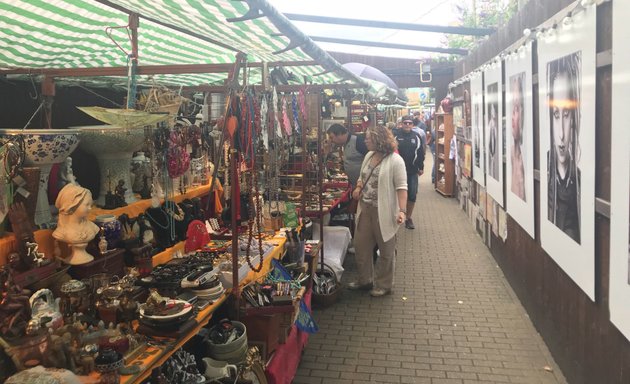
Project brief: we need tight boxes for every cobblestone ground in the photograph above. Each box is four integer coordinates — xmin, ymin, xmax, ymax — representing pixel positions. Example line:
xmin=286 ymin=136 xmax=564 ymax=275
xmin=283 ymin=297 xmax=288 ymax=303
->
xmin=294 ymin=156 xmax=567 ymax=384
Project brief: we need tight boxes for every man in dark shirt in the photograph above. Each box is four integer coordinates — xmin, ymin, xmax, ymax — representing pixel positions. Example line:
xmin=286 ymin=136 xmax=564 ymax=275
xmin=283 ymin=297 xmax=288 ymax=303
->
xmin=395 ymin=115 xmax=425 ymax=229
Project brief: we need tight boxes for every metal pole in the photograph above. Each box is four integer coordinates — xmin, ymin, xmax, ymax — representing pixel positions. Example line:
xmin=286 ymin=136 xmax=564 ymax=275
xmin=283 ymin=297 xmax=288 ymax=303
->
xmin=126 ymin=13 xmax=139 ymax=109
xmin=246 ymin=0 xmax=376 ymax=91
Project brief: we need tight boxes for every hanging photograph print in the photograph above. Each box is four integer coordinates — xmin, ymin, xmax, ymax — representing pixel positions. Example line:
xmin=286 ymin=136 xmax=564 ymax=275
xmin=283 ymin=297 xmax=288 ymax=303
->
xmin=484 ymin=63 xmax=503 ymax=206
xmin=505 ymin=42 xmax=535 ymax=238
xmin=538 ymin=3 xmax=596 ymax=300
xmin=470 ymin=73 xmax=485 ymax=186
xmin=609 ymin=0 xmax=630 ymax=341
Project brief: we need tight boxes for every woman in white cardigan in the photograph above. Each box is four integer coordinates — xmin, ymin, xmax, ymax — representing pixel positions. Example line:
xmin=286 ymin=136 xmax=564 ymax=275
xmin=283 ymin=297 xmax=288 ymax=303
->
xmin=348 ymin=125 xmax=408 ymax=297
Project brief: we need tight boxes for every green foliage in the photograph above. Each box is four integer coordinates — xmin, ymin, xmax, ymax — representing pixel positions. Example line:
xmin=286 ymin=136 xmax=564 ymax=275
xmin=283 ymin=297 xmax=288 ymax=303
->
xmin=443 ymin=0 xmax=519 ymax=55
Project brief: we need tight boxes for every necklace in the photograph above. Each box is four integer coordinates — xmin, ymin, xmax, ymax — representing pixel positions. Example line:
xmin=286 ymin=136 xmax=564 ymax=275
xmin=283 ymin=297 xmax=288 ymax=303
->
xmin=244 ymin=107 xmax=264 ymax=272
xmin=145 ymin=207 xmax=169 ymax=230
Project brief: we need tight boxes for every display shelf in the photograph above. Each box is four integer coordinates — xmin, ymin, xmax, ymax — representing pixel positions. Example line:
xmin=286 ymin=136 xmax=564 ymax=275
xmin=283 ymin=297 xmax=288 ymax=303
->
xmin=434 ymin=113 xmax=455 ymax=197
xmin=115 ymin=235 xmax=286 ymax=384
xmin=88 ymin=183 xmax=215 ymax=221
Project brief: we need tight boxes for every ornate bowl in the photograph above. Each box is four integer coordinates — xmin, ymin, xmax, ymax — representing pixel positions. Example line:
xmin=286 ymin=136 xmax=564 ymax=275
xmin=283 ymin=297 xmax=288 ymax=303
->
xmin=0 ymin=129 xmax=80 ymax=227
xmin=72 ymin=125 xmax=147 ymax=205
xmin=0 ymin=128 xmax=80 ymax=166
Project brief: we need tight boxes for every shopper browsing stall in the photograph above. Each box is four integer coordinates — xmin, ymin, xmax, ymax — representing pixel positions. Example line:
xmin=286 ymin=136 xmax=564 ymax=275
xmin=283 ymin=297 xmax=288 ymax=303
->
xmin=394 ymin=115 xmax=425 ymax=229
xmin=326 ymin=123 xmax=368 ymax=187
xmin=348 ymin=125 xmax=407 ymax=297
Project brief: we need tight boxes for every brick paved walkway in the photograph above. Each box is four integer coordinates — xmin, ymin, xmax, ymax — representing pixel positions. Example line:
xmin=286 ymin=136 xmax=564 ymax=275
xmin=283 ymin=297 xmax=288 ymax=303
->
xmin=295 ymin=157 xmax=567 ymax=384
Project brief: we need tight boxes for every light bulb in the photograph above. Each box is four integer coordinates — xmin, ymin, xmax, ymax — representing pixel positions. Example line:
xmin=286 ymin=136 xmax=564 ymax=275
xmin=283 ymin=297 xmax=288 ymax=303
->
xmin=523 ymin=28 xmax=532 ymax=37
xmin=562 ymin=16 xmax=572 ymax=28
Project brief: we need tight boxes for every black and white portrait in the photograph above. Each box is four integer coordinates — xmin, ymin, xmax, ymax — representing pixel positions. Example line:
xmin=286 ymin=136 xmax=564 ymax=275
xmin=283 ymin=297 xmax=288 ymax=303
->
xmin=538 ymin=3 xmax=595 ymax=301
xmin=471 ymin=73 xmax=485 ymax=186
xmin=546 ymin=52 xmax=581 ymax=244
xmin=609 ymin=0 xmax=630 ymax=338
xmin=483 ymin=63 xmax=503 ymax=206
xmin=486 ymin=82 xmax=499 ymax=180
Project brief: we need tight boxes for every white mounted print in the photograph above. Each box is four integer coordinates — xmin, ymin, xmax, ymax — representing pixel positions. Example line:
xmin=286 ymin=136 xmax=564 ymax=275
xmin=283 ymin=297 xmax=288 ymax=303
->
xmin=470 ymin=72 xmax=485 ymax=186
xmin=484 ymin=62 xmax=503 ymax=206
xmin=609 ymin=0 xmax=630 ymax=341
xmin=538 ymin=4 xmax=596 ymax=300
xmin=505 ymin=42 xmax=535 ymax=238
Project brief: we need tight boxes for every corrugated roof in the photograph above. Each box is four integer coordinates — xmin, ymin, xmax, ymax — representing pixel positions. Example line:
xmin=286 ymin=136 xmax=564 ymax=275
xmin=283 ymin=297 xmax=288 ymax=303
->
xmin=0 ymin=0 xmax=359 ymax=87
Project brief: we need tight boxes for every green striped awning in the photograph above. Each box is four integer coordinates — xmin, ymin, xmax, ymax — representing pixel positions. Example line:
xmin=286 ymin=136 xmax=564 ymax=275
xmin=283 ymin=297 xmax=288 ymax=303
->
xmin=0 ymin=0 xmax=359 ymax=88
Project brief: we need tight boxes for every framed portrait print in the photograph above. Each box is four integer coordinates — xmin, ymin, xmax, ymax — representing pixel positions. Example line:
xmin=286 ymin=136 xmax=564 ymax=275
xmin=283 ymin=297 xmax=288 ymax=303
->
xmin=505 ymin=42 xmax=535 ymax=238
xmin=470 ymin=72 xmax=485 ymax=186
xmin=484 ymin=62 xmax=503 ymax=207
xmin=609 ymin=0 xmax=630 ymax=341
xmin=538 ymin=3 xmax=596 ymax=300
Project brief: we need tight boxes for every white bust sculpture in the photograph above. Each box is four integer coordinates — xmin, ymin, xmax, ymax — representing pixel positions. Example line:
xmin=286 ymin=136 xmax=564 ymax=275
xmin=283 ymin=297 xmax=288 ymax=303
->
xmin=53 ymin=184 xmax=100 ymax=265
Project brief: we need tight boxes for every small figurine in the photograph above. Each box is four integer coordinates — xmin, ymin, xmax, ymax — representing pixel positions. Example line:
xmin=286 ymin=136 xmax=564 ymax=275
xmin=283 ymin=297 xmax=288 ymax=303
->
xmin=114 ymin=180 xmax=128 ymax=207
xmin=98 ymin=229 xmax=109 ymax=255
xmin=139 ymin=175 xmax=152 ymax=200
xmin=25 ymin=241 xmax=47 ymax=267
xmin=58 ymin=156 xmax=78 ymax=190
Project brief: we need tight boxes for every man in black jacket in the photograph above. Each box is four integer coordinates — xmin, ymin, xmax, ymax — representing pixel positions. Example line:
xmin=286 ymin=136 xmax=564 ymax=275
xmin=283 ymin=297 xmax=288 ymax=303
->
xmin=395 ymin=115 xmax=425 ymax=229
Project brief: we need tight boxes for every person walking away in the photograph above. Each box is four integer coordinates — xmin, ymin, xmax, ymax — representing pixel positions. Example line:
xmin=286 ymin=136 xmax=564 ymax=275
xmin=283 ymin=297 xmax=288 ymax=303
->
xmin=395 ymin=115 xmax=425 ymax=229
xmin=347 ymin=125 xmax=407 ymax=297
xmin=413 ymin=111 xmax=428 ymax=148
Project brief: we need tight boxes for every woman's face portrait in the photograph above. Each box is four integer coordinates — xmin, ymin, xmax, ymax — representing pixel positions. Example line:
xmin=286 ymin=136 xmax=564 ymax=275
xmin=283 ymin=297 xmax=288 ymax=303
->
xmin=551 ymin=73 xmax=575 ymax=169
xmin=511 ymin=78 xmax=523 ymax=142
xmin=489 ymin=104 xmax=497 ymax=133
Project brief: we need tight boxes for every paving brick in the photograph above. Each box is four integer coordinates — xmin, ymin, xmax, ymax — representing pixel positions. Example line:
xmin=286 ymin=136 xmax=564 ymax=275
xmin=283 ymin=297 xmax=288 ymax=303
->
xmin=295 ymin=160 xmax=566 ymax=384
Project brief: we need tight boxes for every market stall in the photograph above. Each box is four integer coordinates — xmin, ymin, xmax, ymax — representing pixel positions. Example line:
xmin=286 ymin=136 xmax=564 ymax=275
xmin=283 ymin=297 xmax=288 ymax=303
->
xmin=0 ymin=0 xmax=406 ymax=382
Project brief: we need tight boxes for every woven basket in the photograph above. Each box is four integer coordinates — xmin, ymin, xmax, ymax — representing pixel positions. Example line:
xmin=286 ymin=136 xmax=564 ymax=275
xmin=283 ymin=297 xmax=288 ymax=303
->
xmin=312 ymin=263 xmax=342 ymax=309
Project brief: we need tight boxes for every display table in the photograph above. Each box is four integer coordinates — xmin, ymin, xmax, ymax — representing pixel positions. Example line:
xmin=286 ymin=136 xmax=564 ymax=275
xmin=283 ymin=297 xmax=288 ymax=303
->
xmin=114 ymin=234 xmax=287 ymax=384
xmin=302 ymin=187 xmax=351 ymax=217
xmin=265 ymin=290 xmax=312 ymax=384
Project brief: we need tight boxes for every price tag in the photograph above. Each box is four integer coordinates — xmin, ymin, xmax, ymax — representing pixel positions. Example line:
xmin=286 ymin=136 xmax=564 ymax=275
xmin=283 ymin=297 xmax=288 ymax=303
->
xmin=12 ymin=174 xmax=26 ymax=187
xmin=16 ymin=186 xmax=30 ymax=198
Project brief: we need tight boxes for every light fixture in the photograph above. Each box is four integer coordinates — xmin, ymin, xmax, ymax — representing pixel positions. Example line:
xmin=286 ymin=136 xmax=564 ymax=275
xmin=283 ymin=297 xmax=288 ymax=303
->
xmin=523 ymin=28 xmax=532 ymax=38
xmin=562 ymin=14 xmax=572 ymax=28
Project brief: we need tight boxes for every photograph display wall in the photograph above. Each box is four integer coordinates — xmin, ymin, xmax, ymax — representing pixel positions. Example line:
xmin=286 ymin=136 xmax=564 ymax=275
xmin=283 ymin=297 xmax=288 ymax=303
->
xmin=484 ymin=63 xmax=503 ymax=206
xmin=609 ymin=0 xmax=630 ymax=341
xmin=537 ymin=4 xmax=597 ymax=300
xmin=505 ymin=42 xmax=535 ymax=238
xmin=470 ymin=72 xmax=485 ymax=186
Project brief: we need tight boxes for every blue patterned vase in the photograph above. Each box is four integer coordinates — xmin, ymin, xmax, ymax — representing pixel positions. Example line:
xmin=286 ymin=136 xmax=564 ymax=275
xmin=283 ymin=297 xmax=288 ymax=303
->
xmin=95 ymin=214 xmax=122 ymax=250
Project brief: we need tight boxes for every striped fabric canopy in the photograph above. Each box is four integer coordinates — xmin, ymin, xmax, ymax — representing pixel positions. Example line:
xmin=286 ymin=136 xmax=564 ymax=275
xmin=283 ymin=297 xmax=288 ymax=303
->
xmin=0 ymin=0 xmax=359 ymax=88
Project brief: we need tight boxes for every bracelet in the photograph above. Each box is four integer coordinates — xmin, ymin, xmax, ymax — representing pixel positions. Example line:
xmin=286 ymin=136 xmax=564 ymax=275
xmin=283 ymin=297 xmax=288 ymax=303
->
xmin=399 ymin=209 xmax=406 ymax=214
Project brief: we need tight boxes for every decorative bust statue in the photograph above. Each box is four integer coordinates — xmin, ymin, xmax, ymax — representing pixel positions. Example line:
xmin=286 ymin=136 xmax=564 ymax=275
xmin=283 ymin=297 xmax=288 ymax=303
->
xmin=53 ymin=184 xmax=100 ymax=265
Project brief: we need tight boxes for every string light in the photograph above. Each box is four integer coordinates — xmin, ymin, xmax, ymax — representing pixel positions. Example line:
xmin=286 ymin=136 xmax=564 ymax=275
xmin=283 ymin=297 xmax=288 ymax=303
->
xmin=562 ymin=14 xmax=572 ymax=28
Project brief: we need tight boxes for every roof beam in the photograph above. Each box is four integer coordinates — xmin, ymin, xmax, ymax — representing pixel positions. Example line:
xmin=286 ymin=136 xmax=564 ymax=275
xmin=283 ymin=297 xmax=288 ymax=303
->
xmin=95 ymin=0 xmax=243 ymax=54
xmin=284 ymin=13 xmax=494 ymax=36
xmin=183 ymin=83 xmax=362 ymax=93
xmin=0 ymin=61 xmax=320 ymax=77
xmin=310 ymin=36 xmax=468 ymax=55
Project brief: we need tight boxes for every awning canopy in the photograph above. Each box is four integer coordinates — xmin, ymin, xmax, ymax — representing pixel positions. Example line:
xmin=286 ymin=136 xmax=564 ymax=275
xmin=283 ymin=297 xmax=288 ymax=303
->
xmin=0 ymin=0 xmax=377 ymax=90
